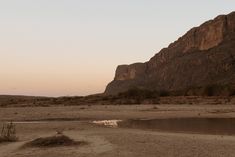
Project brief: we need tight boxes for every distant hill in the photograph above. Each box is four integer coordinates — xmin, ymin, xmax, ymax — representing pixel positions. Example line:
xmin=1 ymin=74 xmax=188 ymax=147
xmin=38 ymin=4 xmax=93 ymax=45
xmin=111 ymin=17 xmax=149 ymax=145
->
xmin=105 ymin=11 xmax=235 ymax=96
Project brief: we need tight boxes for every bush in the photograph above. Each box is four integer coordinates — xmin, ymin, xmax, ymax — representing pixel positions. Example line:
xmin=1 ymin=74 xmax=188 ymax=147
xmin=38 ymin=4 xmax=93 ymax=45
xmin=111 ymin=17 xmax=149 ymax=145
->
xmin=118 ymin=88 xmax=159 ymax=100
xmin=116 ymin=88 xmax=160 ymax=104
xmin=230 ymin=89 xmax=235 ymax=96
xmin=159 ymin=90 xmax=170 ymax=97
xmin=185 ymin=84 xmax=235 ymax=96
xmin=0 ymin=122 xmax=18 ymax=143
xmin=203 ymin=84 xmax=234 ymax=96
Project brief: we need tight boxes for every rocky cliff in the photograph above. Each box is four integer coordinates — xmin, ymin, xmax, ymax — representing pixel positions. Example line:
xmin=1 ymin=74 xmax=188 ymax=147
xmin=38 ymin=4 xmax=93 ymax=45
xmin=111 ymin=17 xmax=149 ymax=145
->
xmin=105 ymin=12 xmax=235 ymax=95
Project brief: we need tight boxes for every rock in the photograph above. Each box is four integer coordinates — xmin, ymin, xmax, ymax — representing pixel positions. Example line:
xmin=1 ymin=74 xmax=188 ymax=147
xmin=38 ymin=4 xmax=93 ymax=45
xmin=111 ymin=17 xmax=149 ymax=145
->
xmin=105 ymin=11 xmax=235 ymax=95
xmin=114 ymin=63 xmax=147 ymax=81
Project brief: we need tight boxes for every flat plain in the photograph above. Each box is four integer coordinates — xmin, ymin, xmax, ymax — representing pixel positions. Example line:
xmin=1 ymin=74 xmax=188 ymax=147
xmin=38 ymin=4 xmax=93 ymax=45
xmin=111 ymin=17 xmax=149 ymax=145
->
xmin=1 ymin=97 xmax=235 ymax=157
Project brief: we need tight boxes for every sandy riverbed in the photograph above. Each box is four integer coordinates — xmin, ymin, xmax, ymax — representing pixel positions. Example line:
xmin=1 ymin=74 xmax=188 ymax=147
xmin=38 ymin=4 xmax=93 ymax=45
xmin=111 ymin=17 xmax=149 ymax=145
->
xmin=1 ymin=104 xmax=235 ymax=157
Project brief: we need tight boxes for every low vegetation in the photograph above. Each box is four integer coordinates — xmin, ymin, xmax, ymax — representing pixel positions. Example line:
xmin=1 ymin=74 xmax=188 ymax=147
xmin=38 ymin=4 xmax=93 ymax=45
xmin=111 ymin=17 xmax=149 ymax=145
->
xmin=0 ymin=122 xmax=18 ymax=143
xmin=0 ymin=84 xmax=234 ymax=107
xmin=185 ymin=84 xmax=235 ymax=96
xmin=114 ymin=88 xmax=159 ymax=104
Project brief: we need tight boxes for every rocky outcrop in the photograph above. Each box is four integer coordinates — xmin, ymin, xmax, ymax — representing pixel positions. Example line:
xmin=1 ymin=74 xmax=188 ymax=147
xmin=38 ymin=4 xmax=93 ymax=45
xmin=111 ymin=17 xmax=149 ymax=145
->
xmin=105 ymin=12 xmax=235 ymax=95
xmin=114 ymin=63 xmax=147 ymax=81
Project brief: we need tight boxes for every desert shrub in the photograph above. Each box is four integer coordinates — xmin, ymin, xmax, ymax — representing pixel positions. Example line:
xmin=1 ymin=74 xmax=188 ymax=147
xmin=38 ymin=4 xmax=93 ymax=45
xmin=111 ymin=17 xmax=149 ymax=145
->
xmin=184 ymin=84 xmax=235 ymax=96
xmin=117 ymin=88 xmax=160 ymax=104
xmin=185 ymin=87 xmax=203 ymax=96
xmin=0 ymin=122 xmax=18 ymax=143
xmin=230 ymin=89 xmax=235 ymax=96
xmin=151 ymin=98 xmax=160 ymax=104
xmin=203 ymin=84 xmax=234 ymax=96
xmin=204 ymin=84 xmax=219 ymax=96
xmin=118 ymin=88 xmax=159 ymax=99
xmin=24 ymin=135 xmax=86 ymax=148
xmin=159 ymin=90 xmax=170 ymax=97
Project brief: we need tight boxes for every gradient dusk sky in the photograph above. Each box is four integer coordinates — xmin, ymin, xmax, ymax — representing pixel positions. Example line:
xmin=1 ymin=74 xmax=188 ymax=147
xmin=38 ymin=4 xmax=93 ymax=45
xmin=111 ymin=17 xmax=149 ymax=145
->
xmin=0 ymin=0 xmax=235 ymax=97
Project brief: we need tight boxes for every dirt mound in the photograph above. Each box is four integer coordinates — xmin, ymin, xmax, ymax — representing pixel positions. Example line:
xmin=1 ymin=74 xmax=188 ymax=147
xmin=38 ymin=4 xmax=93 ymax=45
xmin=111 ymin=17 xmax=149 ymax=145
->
xmin=23 ymin=135 xmax=86 ymax=148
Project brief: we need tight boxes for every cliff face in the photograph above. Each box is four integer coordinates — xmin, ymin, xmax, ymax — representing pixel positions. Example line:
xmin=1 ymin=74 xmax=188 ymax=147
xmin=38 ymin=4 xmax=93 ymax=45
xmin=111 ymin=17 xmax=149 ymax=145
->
xmin=114 ymin=63 xmax=147 ymax=81
xmin=105 ymin=12 xmax=235 ymax=95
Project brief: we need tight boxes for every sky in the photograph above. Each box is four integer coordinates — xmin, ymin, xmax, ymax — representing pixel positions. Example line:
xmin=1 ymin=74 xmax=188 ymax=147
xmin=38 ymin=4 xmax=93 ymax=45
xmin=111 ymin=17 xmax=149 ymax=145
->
xmin=0 ymin=0 xmax=234 ymax=97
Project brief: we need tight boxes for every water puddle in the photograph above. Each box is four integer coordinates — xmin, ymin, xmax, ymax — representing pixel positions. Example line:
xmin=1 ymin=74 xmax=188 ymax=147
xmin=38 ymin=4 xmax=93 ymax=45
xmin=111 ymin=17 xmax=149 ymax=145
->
xmin=118 ymin=118 xmax=235 ymax=135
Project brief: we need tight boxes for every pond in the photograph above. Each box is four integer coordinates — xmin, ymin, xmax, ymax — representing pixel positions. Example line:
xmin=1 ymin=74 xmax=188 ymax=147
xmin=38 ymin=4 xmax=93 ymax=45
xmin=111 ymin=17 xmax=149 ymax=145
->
xmin=118 ymin=118 xmax=235 ymax=135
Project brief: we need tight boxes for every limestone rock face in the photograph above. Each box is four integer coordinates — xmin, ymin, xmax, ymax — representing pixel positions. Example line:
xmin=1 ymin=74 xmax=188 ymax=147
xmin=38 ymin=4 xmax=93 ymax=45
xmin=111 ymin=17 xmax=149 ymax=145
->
xmin=105 ymin=12 xmax=235 ymax=95
xmin=114 ymin=63 xmax=147 ymax=81
xmin=182 ymin=15 xmax=229 ymax=52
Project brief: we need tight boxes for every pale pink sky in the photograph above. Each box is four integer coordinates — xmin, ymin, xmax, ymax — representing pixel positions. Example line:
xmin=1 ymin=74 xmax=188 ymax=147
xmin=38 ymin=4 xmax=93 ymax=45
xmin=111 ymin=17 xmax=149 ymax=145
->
xmin=0 ymin=0 xmax=234 ymax=96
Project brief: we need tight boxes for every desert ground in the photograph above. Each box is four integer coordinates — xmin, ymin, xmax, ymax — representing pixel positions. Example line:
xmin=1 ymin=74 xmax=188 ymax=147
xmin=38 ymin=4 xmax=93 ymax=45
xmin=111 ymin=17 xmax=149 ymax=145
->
xmin=1 ymin=99 xmax=235 ymax=157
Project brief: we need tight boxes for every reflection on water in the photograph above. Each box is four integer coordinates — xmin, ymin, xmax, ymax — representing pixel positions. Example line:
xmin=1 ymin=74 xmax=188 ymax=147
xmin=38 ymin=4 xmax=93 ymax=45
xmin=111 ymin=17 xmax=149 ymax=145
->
xmin=118 ymin=118 xmax=235 ymax=135
xmin=92 ymin=120 xmax=122 ymax=128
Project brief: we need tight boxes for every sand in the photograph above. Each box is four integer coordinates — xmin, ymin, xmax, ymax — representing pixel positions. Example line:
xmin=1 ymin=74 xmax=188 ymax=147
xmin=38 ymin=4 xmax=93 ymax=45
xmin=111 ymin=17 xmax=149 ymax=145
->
xmin=0 ymin=104 xmax=235 ymax=157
